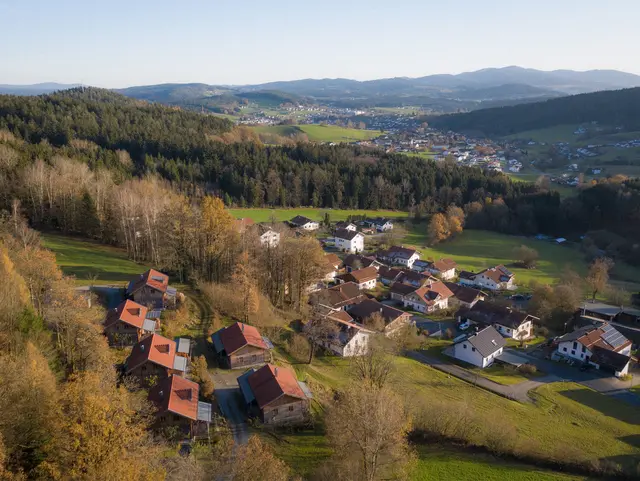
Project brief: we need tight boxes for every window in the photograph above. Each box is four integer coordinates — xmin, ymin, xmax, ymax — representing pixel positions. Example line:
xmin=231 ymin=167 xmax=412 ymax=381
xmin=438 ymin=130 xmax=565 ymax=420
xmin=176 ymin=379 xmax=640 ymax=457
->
xmin=471 ymin=347 xmax=476 ymax=352
xmin=237 ymin=357 xmax=243 ymax=363
xmin=581 ymin=345 xmax=586 ymax=353
xmin=563 ymin=347 xmax=567 ymax=352
xmin=573 ymin=341 xmax=577 ymax=350
xmin=141 ymin=365 xmax=147 ymax=371
xmin=288 ymin=405 xmax=294 ymax=412
xmin=571 ymin=350 xmax=575 ymax=355
xmin=252 ymin=355 xmax=257 ymax=361
xmin=463 ymin=344 xmax=467 ymax=349
xmin=580 ymin=353 xmax=584 ymax=359
xmin=173 ymin=415 xmax=181 ymax=422
xmin=273 ymin=409 xmax=278 ymax=415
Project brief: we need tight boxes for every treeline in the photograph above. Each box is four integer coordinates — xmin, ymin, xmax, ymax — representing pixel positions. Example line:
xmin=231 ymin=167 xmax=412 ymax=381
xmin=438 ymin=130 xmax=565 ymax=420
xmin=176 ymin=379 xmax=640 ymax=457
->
xmin=429 ymin=87 xmax=640 ymax=136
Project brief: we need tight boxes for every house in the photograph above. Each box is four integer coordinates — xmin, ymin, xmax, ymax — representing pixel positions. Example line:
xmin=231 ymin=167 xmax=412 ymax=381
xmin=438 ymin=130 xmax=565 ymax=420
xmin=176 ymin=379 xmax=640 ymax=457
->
xmin=311 ymin=282 xmax=368 ymax=311
xmin=389 ymin=281 xmax=418 ymax=302
xmin=343 ymin=254 xmax=382 ymax=272
xmin=251 ymin=224 xmax=280 ymax=247
xmin=376 ymin=246 xmax=420 ymax=269
xmin=420 ymin=258 xmax=457 ymax=280
xmin=401 ymin=281 xmax=454 ymax=313
xmin=457 ymin=301 xmax=537 ymax=340
xmin=334 ymin=221 xmax=357 ymax=232
xmin=211 ymin=322 xmax=272 ymax=369
xmin=379 ymin=266 xmax=404 ymax=286
xmin=365 ymin=217 xmax=394 ymax=232
xmin=127 ymin=269 xmax=177 ymax=309
xmin=314 ymin=309 xmax=373 ymax=357
xmin=125 ymin=333 xmax=188 ymax=384
xmin=334 ymin=228 xmax=364 ymax=254
xmin=103 ymin=299 xmax=157 ymax=346
xmin=396 ymin=269 xmax=435 ymax=288
xmin=555 ymin=323 xmax=632 ymax=377
xmin=234 ymin=217 xmax=255 ymax=233
xmin=458 ymin=265 xmax=515 ymax=291
xmin=444 ymin=282 xmax=486 ymax=308
xmin=238 ymin=364 xmax=312 ymax=426
xmin=289 ymin=215 xmax=319 ymax=231
xmin=148 ymin=375 xmax=212 ymax=439
xmin=452 ymin=326 xmax=506 ymax=368
xmin=324 ymin=253 xmax=342 ymax=282
xmin=347 ymin=299 xmax=412 ymax=334
xmin=336 ymin=266 xmax=378 ymax=290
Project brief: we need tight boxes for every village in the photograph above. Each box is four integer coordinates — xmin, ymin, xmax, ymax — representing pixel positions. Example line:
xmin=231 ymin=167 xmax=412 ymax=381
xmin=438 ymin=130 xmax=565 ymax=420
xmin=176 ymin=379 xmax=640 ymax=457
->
xmin=94 ymin=212 xmax=640 ymax=447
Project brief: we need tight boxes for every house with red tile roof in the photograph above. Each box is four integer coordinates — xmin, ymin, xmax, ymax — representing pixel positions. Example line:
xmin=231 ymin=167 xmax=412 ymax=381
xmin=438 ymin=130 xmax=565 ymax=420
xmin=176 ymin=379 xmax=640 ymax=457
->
xmin=104 ymin=299 xmax=156 ymax=346
xmin=395 ymin=280 xmax=454 ymax=314
xmin=413 ymin=258 xmax=457 ymax=280
xmin=336 ymin=266 xmax=378 ymax=290
xmin=148 ymin=375 xmax=212 ymax=438
xmin=458 ymin=265 xmax=515 ymax=291
xmin=126 ymin=269 xmax=176 ymax=309
xmin=238 ymin=364 xmax=312 ymax=425
xmin=211 ymin=322 xmax=272 ymax=369
xmin=125 ymin=333 xmax=188 ymax=385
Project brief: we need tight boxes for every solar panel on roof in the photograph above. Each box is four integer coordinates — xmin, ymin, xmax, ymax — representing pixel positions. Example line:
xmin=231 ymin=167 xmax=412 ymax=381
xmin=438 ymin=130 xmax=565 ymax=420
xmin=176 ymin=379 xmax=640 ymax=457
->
xmin=262 ymin=336 xmax=274 ymax=350
xmin=601 ymin=325 xmax=627 ymax=348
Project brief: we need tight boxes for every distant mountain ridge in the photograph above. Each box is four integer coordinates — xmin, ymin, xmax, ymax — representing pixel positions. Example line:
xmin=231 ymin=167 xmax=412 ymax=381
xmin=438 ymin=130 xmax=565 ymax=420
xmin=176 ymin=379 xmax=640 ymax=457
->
xmin=0 ymin=83 xmax=82 ymax=95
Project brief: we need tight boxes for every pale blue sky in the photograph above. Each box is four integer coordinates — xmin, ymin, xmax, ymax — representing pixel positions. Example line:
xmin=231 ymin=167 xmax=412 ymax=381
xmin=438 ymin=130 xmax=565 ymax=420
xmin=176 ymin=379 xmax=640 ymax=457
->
xmin=1 ymin=0 xmax=638 ymax=87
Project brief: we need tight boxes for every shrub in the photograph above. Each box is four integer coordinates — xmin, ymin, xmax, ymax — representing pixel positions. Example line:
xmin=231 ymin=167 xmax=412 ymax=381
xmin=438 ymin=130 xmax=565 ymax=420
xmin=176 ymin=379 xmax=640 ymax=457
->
xmin=517 ymin=364 xmax=537 ymax=375
xmin=619 ymin=373 xmax=633 ymax=382
xmin=536 ymin=326 xmax=549 ymax=337
xmin=287 ymin=333 xmax=310 ymax=363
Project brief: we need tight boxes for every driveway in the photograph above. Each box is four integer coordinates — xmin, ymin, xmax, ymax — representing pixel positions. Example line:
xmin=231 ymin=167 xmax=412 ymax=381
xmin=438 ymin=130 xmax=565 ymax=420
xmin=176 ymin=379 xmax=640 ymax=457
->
xmin=211 ymin=370 xmax=249 ymax=445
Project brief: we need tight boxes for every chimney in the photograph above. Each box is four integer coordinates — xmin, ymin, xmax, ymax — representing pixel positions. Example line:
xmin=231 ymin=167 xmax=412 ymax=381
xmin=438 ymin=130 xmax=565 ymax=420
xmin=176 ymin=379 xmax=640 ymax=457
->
xmin=158 ymin=390 xmax=164 ymax=399
xmin=275 ymin=367 xmax=279 ymax=377
xmin=140 ymin=344 xmax=145 ymax=351
xmin=241 ymin=323 xmax=245 ymax=332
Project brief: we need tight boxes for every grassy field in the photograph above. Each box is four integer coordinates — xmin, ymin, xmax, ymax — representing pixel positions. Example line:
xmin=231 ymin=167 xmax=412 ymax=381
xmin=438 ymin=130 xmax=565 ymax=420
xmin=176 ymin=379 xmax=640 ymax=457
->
xmin=505 ymin=125 xmax=580 ymax=144
xmin=228 ymin=207 xmax=408 ymax=223
xmin=251 ymin=124 xmax=382 ymax=143
xmin=269 ymin=354 xmax=640 ymax=476
xmin=41 ymin=232 xmax=148 ymax=285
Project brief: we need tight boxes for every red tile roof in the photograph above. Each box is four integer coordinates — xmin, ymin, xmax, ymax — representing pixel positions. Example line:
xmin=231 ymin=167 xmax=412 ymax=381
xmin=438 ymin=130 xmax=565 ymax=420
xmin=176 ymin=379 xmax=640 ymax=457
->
xmin=128 ymin=269 xmax=169 ymax=295
xmin=148 ymin=375 xmax=199 ymax=421
xmin=104 ymin=299 xmax=148 ymax=329
xmin=126 ymin=333 xmax=177 ymax=372
xmin=247 ymin=364 xmax=306 ymax=409
xmin=218 ymin=322 xmax=268 ymax=355
xmin=431 ymin=258 xmax=457 ymax=272
xmin=235 ymin=217 xmax=255 ymax=233
xmin=412 ymin=281 xmax=454 ymax=306
xmin=324 ymin=253 xmax=342 ymax=270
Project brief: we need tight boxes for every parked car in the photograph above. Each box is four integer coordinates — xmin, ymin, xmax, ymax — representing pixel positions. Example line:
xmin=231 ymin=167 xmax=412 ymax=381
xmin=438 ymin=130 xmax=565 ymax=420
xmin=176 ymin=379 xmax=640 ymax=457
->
xmin=458 ymin=320 xmax=471 ymax=330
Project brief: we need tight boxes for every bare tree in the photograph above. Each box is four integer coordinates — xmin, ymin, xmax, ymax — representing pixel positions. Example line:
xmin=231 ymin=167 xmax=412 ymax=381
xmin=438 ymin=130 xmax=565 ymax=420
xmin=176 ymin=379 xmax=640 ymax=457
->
xmin=586 ymin=257 xmax=614 ymax=301
xmin=350 ymin=338 xmax=394 ymax=389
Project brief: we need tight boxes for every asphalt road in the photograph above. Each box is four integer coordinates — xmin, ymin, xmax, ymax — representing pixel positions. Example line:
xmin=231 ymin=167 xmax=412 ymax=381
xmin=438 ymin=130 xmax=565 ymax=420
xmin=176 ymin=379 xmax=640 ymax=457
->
xmin=211 ymin=370 xmax=249 ymax=445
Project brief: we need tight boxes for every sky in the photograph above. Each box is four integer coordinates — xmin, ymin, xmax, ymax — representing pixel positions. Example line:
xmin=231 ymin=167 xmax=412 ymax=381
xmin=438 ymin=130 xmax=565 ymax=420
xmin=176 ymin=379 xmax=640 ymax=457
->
xmin=1 ymin=0 xmax=639 ymax=87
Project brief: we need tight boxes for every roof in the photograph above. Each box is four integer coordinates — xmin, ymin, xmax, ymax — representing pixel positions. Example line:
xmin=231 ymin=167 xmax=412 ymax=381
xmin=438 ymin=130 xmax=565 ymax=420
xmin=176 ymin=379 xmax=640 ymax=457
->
xmin=235 ymin=217 xmax=255 ymax=232
xmin=312 ymin=282 xmax=367 ymax=309
xmin=142 ymin=318 xmax=157 ymax=332
xmin=246 ymin=364 xmax=307 ymax=409
xmin=459 ymin=270 xmax=476 ymax=280
xmin=324 ymin=253 xmax=342 ymax=270
xmin=126 ymin=333 xmax=179 ymax=373
xmin=290 ymin=215 xmax=315 ymax=226
xmin=397 ymin=269 xmax=434 ymax=286
xmin=410 ymin=281 xmax=454 ymax=305
xmin=430 ymin=258 xmax=457 ymax=272
xmin=379 ymin=266 xmax=404 ymax=281
xmin=326 ymin=309 xmax=354 ymax=323
xmin=343 ymin=254 xmax=378 ymax=270
xmin=590 ymin=346 xmax=631 ymax=371
xmin=148 ymin=375 xmax=199 ymax=421
xmin=461 ymin=326 xmax=506 ymax=358
xmin=389 ymin=282 xmax=417 ymax=297
xmin=458 ymin=301 xmax=537 ymax=329
xmin=104 ymin=299 xmax=148 ymax=329
xmin=378 ymin=245 xmax=418 ymax=260
xmin=175 ymin=338 xmax=191 ymax=355
xmin=444 ymin=282 xmax=485 ymax=304
xmin=334 ymin=228 xmax=363 ymax=241
xmin=367 ymin=217 xmax=392 ymax=225
xmin=197 ymin=402 xmax=213 ymax=423
xmin=557 ymin=323 xmax=631 ymax=353
xmin=216 ymin=322 xmax=268 ymax=355
xmin=348 ymin=299 xmax=409 ymax=326
xmin=582 ymin=302 xmax=623 ymax=318
xmin=476 ymin=265 xmax=514 ymax=284
xmin=127 ymin=269 xmax=169 ymax=295
xmin=340 ymin=266 xmax=378 ymax=284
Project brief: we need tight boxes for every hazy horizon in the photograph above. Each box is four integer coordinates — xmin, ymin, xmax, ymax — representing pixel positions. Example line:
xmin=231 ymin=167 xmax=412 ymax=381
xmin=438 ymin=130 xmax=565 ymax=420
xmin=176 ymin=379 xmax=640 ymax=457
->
xmin=2 ymin=0 xmax=640 ymax=87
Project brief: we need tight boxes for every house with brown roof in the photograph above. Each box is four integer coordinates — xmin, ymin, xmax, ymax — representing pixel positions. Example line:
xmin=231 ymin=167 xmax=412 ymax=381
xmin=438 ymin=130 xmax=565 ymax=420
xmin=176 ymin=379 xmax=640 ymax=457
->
xmin=457 ymin=301 xmax=537 ymax=339
xmin=444 ymin=282 xmax=486 ymax=308
xmin=344 ymin=254 xmax=383 ymax=273
xmin=400 ymin=281 xmax=454 ymax=313
xmin=126 ymin=269 xmax=176 ymax=309
xmin=334 ymin=228 xmax=364 ymax=254
xmin=376 ymin=245 xmax=420 ymax=269
xmin=324 ymin=253 xmax=342 ymax=282
xmin=336 ymin=266 xmax=378 ymax=290
xmin=458 ymin=265 xmax=515 ymax=291
xmin=556 ymin=323 xmax=632 ymax=377
xmin=234 ymin=217 xmax=255 ymax=233
xmin=311 ymin=282 xmax=368 ymax=311
xmin=414 ymin=258 xmax=457 ymax=280
xmin=211 ymin=322 xmax=272 ymax=369
xmin=125 ymin=333 xmax=188 ymax=385
xmin=103 ymin=299 xmax=157 ymax=346
xmin=238 ymin=364 xmax=312 ymax=426
xmin=148 ymin=375 xmax=212 ymax=439
xmin=347 ymin=299 xmax=411 ymax=334
xmin=396 ymin=269 xmax=436 ymax=288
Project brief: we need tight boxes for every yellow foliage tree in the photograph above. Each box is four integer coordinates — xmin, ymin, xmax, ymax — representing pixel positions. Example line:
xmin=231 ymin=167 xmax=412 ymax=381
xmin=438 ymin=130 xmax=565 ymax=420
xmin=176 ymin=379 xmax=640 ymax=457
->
xmin=427 ymin=213 xmax=450 ymax=245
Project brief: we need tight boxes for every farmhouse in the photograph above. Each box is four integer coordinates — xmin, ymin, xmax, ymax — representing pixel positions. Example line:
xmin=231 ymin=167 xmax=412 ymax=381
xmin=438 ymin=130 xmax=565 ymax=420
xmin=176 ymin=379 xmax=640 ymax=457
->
xmin=148 ymin=375 xmax=212 ymax=439
xmin=419 ymin=258 xmax=457 ymax=280
xmin=250 ymin=224 xmax=280 ymax=247
xmin=323 ymin=253 xmax=342 ymax=282
xmin=125 ymin=333 xmax=188 ymax=385
xmin=211 ymin=322 xmax=272 ymax=369
xmin=457 ymin=301 xmax=537 ymax=340
xmin=400 ymin=281 xmax=454 ymax=313
xmin=444 ymin=282 xmax=485 ymax=308
xmin=315 ymin=309 xmax=373 ymax=357
xmin=365 ymin=217 xmax=394 ymax=232
xmin=103 ymin=299 xmax=157 ymax=346
xmin=555 ymin=323 xmax=632 ymax=377
xmin=336 ymin=266 xmax=378 ymax=290
xmin=334 ymin=228 xmax=364 ymax=254
xmin=311 ymin=282 xmax=368 ymax=311
xmin=289 ymin=215 xmax=319 ymax=231
xmin=127 ymin=269 xmax=176 ymax=309
xmin=452 ymin=326 xmax=506 ymax=368
xmin=343 ymin=254 xmax=382 ymax=272
xmin=376 ymin=245 xmax=420 ymax=269
xmin=348 ymin=298 xmax=411 ymax=334
xmin=238 ymin=364 xmax=312 ymax=426
xmin=458 ymin=265 xmax=515 ymax=291
xmin=334 ymin=221 xmax=357 ymax=232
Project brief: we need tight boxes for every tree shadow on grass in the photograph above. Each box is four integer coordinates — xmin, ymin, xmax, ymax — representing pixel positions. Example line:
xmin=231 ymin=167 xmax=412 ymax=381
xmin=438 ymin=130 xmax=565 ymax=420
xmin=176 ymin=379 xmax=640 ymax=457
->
xmin=559 ymin=388 xmax=640 ymax=425
xmin=620 ymin=434 xmax=640 ymax=448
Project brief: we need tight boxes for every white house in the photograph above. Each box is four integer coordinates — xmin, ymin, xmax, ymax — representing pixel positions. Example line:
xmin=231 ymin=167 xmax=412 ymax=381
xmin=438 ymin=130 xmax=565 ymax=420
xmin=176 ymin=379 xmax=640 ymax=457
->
xmin=444 ymin=283 xmax=486 ymax=309
xmin=399 ymin=281 xmax=454 ymax=313
xmin=377 ymin=246 xmax=420 ymax=269
xmin=365 ymin=218 xmax=394 ymax=232
xmin=419 ymin=258 xmax=457 ymax=280
xmin=452 ymin=326 xmax=506 ymax=368
xmin=555 ymin=323 xmax=632 ymax=377
xmin=289 ymin=215 xmax=319 ymax=231
xmin=458 ymin=265 xmax=515 ymax=291
xmin=336 ymin=266 xmax=378 ymax=291
xmin=253 ymin=224 xmax=280 ymax=247
xmin=335 ymin=221 xmax=357 ymax=232
xmin=334 ymin=228 xmax=364 ymax=254
xmin=317 ymin=310 xmax=372 ymax=357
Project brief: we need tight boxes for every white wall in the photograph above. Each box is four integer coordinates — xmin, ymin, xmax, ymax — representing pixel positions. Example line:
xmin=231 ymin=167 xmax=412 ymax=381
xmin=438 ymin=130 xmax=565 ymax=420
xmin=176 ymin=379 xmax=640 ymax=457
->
xmin=335 ymin=234 xmax=364 ymax=254
xmin=343 ymin=331 xmax=370 ymax=357
xmin=495 ymin=320 xmax=531 ymax=339
xmin=557 ymin=340 xmax=591 ymax=362
xmin=358 ymin=279 xmax=377 ymax=290
xmin=453 ymin=341 xmax=485 ymax=367
xmin=303 ymin=222 xmax=319 ymax=230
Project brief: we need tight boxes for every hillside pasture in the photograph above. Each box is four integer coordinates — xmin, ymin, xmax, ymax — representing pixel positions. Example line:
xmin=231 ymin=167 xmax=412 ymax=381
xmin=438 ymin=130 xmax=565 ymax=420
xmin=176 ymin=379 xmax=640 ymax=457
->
xmin=228 ymin=207 xmax=408 ymax=223
xmin=251 ymin=124 xmax=382 ymax=143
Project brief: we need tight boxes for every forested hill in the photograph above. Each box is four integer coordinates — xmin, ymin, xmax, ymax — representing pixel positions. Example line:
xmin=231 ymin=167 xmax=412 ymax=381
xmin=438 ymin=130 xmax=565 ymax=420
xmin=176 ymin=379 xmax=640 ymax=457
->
xmin=430 ymin=87 xmax=640 ymax=137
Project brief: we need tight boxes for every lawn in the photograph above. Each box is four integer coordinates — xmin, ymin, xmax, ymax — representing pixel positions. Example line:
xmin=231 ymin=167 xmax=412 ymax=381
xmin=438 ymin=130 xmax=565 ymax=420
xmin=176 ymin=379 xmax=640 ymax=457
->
xmin=402 ymin=229 xmax=591 ymax=286
xmin=472 ymin=364 xmax=532 ymax=386
xmin=504 ymin=125 xmax=581 ymax=144
xmin=41 ymin=232 xmax=149 ymax=285
xmin=251 ymin=124 xmax=382 ymax=143
xmin=228 ymin=207 xmax=408 ymax=223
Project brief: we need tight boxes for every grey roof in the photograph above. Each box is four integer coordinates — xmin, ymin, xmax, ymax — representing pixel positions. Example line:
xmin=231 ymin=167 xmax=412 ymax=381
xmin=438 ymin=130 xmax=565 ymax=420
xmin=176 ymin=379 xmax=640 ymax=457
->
xmin=582 ymin=302 xmax=622 ymax=318
xmin=211 ymin=332 xmax=224 ymax=353
xmin=463 ymin=326 xmax=506 ymax=358
xmin=237 ymin=369 xmax=256 ymax=404
xmin=298 ymin=381 xmax=313 ymax=399
xmin=146 ymin=309 xmax=162 ymax=319
xmin=458 ymin=301 xmax=537 ymax=329
xmin=262 ymin=336 xmax=274 ymax=350
xmin=172 ymin=356 xmax=188 ymax=372
xmin=556 ymin=326 xmax=593 ymax=342
xmin=142 ymin=319 xmax=157 ymax=332
xmin=197 ymin=402 xmax=212 ymax=423
xmin=590 ymin=346 xmax=631 ymax=371
xmin=290 ymin=215 xmax=314 ymax=226
xmin=496 ymin=350 xmax=529 ymax=367
xmin=166 ymin=286 xmax=177 ymax=297
xmin=334 ymin=228 xmax=363 ymax=241
xmin=175 ymin=338 xmax=191 ymax=354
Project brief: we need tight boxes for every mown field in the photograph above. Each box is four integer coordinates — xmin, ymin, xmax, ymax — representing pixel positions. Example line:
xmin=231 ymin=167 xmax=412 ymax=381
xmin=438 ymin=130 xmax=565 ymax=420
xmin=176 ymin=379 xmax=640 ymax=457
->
xmin=41 ymin=232 xmax=149 ymax=285
xmin=228 ymin=207 xmax=408 ymax=223
xmin=266 ymin=354 xmax=640 ymax=477
xmin=251 ymin=124 xmax=382 ymax=142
